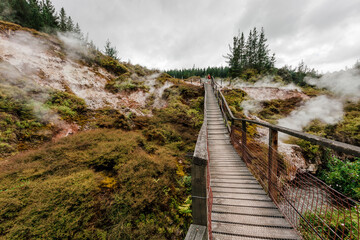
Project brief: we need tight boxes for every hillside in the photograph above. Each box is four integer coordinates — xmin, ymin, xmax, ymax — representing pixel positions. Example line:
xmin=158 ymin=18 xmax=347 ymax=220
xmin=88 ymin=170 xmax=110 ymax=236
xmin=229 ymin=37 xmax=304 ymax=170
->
xmin=0 ymin=21 xmax=203 ymax=239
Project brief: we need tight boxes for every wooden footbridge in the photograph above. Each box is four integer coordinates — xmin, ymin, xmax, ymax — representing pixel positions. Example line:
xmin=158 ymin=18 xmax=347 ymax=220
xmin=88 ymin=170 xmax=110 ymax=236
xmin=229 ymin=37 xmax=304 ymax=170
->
xmin=185 ymin=80 xmax=360 ymax=240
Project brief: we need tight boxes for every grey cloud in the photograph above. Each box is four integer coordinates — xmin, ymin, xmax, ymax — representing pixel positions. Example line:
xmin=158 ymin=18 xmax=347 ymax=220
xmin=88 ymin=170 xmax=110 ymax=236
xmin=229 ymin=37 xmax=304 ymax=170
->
xmin=51 ymin=0 xmax=360 ymax=72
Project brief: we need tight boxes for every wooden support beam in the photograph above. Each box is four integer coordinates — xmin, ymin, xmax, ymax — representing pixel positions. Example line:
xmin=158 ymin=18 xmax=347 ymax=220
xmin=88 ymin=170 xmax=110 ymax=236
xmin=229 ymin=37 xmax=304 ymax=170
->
xmin=268 ymin=129 xmax=278 ymax=200
xmin=241 ymin=121 xmax=247 ymax=163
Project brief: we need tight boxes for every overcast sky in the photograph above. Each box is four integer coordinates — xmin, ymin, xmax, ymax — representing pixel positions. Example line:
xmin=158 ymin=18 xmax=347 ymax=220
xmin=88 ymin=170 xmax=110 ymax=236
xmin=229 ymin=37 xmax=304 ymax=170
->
xmin=51 ymin=0 xmax=360 ymax=72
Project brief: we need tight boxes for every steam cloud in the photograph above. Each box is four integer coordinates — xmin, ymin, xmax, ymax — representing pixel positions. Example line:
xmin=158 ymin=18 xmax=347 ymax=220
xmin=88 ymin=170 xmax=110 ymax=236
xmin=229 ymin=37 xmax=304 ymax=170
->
xmin=277 ymin=95 xmax=343 ymax=131
xmin=305 ymin=64 xmax=360 ymax=101
xmin=232 ymin=76 xmax=301 ymax=91
xmin=0 ymin=61 xmax=60 ymax=124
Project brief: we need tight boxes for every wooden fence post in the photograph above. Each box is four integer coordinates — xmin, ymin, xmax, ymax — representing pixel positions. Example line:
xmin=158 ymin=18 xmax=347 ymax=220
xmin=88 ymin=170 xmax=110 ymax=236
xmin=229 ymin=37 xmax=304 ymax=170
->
xmin=241 ymin=121 xmax=247 ymax=162
xmin=268 ymin=129 xmax=278 ymax=199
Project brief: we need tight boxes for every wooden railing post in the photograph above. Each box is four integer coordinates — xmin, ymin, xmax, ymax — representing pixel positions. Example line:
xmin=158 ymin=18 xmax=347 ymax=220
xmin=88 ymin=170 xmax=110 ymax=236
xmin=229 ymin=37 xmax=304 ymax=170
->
xmin=192 ymin=156 xmax=208 ymax=226
xmin=241 ymin=121 xmax=247 ymax=162
xmin=268 ymin=129 xmax=278 ymax=199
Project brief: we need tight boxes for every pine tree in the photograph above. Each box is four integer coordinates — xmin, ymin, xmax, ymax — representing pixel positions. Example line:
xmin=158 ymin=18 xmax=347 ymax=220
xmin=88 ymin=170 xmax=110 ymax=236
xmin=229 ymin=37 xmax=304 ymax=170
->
xmin=73 ymin=23 xmax=83 ymax=39
xmin=226 ymin=27 xmax=276 ymax=78
xmin=257 ymin=27 xmax=269 ymax=72
xmin=59 ymin=7 xmax=67 ymax=31
xmin=104 ymin=39 xmax=118 ymax=60
xmin=41 ymin=0 xmax=58 ymax=31
xmin=27 ymin=0 xmax=43 ymax=30
xmin=225 ymin=36 xmax=241 ymax=78
xmin=9 ymin=0 xmax=31 ymax=27
xmin=238 ymin=33 xmax=246 ymax=72
xmin=250 ymin=27 xmax=258 ymax=69
xmin=245 ymin=29 xmax=253 ymax=69
xmin=66 ymin=16 xmax=74 ymax=32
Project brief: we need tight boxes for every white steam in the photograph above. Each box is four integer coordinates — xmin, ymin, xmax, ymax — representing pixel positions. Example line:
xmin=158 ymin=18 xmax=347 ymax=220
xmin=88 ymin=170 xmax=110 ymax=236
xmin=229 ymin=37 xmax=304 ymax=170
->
xmin=305 ymin=64 xmax=360 ymax=101
xmin=240 ymin=100 xmax=262 ymax=117
xmin=233 ymin=76 xmax=301 ymax=91
xmin=277 ymin=95 xmax=343 ymax=131
xmin=0 ymin=61 xmax=60 ymax=124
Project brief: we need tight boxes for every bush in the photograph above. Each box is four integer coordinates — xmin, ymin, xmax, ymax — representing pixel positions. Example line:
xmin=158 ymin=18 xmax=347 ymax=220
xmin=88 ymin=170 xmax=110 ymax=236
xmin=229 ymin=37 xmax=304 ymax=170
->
xmin=300 ymin=206 xmax=359 ymax=239
xmin=258 ymin=97 xmax=303 ymax=122
xmin=222 ymin=89 xmax=247 ymax=118
xmin=318 ymin=155 xmax=360 ymax=200
xmin=96 ymin=55 xmax=128 ymax=76
xmin=46 ymin=91 xmax=87 ymax=121
xmin=105 ymin=73 xmax=149 ymax=93
xmin=0 ymin=129 xmax=191 ymax=239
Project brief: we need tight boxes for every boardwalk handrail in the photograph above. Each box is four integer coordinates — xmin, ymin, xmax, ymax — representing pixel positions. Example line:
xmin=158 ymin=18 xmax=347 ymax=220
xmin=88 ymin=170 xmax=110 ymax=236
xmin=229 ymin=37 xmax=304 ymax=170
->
xmin=211 ymin=78 xmax=360 ymax=157
xmin=185 ymin=81 xmax=210 ymax=240
xmin=210 ymin=77 xmax=360 ymax=240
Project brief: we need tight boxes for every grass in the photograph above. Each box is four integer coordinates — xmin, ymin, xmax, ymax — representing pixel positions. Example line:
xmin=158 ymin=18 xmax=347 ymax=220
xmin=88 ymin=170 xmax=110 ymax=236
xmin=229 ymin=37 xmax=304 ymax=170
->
xmin=0 ymin=129 xmax=192 ymax=239
xmin=300 ymin=205 xmax=359 ymax=239
xmin=46 ymin=90 xmax=88 ymax=122
xmin=0 ymin=81 xmax=203 ymax=239
xmin=258 ymin=97 xmax=303 ymax=123
xmin=0 ymin=90 xmax=52 ymax=158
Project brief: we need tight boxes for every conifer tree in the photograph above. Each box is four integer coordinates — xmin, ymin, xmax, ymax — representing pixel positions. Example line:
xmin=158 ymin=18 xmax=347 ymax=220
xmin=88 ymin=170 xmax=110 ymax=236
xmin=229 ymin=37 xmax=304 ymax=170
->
xmin=66 ymin=16 xmax=74 ymax=32
xmin=257 ymin=27 xmax=269 ymax=71
xmin=250 ymin=27 xmax=258 ymax=68
xmin=225 ymin=36 xmax=241 ymax=78
xmin=226 ymin=27 xmax=276 ymax=78
xmin=41 ymin=0 xmax=58 ymax=30
xmin=104 ymin=39 xmax=118 ymax=60
xmin=28 ymin=0 xmax=43 ymax=30
xmin=59 ymin=7 xmax=67 ymax=31
xmin=238 ymin=33 xmax=246 ymax=72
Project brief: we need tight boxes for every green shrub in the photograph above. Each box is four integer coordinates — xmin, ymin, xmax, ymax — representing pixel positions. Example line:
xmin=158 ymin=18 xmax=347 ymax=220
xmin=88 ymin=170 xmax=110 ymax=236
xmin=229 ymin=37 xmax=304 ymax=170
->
xmin=300 ymin=206 xmax=359 ymax=239
xmin=258 ymin=97 xmax=303 ymax=122
xmin=222 ymin=89 xmax=247 ymax=118
xmin=156 ymin=73 xmax=173 ymax=84
xmin=96 ymin=55 xmax=129 ymax=76
xmin=46 ymin=91 xmax=87 ymax=121
xmin=0 ymin=129 xmax=191 ymax=239
xmin=105 ymin=73 xmax=149 ymax=93
xmin=318 ymin=156 xmax=360 ymax=200
xmin=0 ymin=94 xmax=51 ymax=157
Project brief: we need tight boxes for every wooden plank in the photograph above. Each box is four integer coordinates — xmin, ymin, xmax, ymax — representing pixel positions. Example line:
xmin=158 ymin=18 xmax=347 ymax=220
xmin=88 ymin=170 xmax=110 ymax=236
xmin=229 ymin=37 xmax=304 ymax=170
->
xmin=212 ymin=198 xmax=277 ymax=208
xmin=184 ymin=224 xmax=207 ymax=240
xmin=212 ymin=222 xmax=300 ymax=240
xmin=212 ymin=212 xmax=293 ymax=228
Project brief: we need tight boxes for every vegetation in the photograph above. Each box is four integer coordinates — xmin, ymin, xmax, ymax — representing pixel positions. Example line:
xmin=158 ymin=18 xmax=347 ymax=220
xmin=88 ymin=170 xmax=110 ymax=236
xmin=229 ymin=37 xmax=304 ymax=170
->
xmin=104 ymin=39 xmax=118 ymax=60
xmin=105 ymin=73 xmax=149 ymax=94
xmin=0 ymin=129 xmax=190 ymax=239
xmin=258 ymin=97 xmax=303 ymax=123
xmin=46 ymin=91 xmax=87 ymax=122
xmin=276 ymin=60 xmax=319 ymax=87
xmin=0 ymin=79 xmax=203 ymax=239
xmin=318 ymin=155 xmax=360 ymax=200
xmin=166 ymin=66 xmax=229 ymax=79
xmin=300 ymin=206 xmax=359 ymax=239
xmin=0 ymin=92 xmax=52 ymax=158
xmin=222 ymin=89 xmax=247 ymax=118
xmin=225 ymin=27 xmax=276 ymax=78
xmin=0 ymin=0 xmax=79 ymax=34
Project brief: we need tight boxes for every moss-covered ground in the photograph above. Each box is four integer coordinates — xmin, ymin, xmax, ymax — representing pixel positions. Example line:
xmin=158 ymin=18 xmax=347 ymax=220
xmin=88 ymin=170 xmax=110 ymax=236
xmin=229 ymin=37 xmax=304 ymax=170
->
xmin=0 ymin=82 xmax=203 ymax=239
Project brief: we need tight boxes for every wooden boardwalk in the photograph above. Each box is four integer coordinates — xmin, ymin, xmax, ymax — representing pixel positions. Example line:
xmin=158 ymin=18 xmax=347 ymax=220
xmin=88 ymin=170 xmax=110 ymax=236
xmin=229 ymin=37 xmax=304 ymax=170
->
xmin=205 ymin=83 xmax=300 ymax=240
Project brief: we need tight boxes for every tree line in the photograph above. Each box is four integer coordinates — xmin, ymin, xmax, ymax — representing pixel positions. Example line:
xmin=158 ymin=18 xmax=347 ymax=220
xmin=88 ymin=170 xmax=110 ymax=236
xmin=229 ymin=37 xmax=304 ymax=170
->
xmin=0 ymin=0 xmax=81 ymax=34
xmin=166 ymin=66 xmax=229 ymax=79
xmin=0 ymin=0 xmax=120 ymax=59
xmin=225 ymin=27 xmax=276 ymax=78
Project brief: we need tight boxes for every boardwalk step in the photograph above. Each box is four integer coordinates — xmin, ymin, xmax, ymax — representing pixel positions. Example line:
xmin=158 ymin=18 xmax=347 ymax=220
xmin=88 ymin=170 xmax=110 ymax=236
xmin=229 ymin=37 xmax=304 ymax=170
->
xmin=212 ymin=222 xmax=300 ymax=240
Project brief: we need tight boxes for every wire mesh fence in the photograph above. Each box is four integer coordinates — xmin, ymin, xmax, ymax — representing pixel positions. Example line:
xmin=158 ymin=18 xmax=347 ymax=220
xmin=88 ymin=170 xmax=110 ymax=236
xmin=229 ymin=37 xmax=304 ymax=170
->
xmin=230 ymin=119 xmax=360 ymax=240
